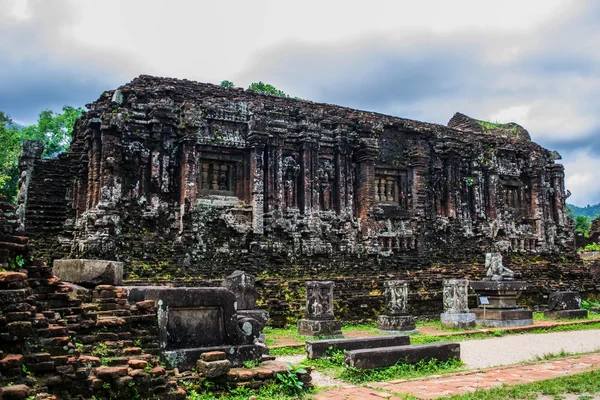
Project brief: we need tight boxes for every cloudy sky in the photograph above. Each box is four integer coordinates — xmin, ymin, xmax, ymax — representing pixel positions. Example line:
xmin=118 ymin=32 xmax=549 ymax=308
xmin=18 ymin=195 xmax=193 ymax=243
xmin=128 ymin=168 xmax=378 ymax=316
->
xmin=1 ymin=0 xmax=599 ymax=206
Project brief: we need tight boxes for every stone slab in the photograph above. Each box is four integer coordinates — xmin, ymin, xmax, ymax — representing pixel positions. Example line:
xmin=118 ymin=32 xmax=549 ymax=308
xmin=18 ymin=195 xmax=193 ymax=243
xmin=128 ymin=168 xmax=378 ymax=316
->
xmin=305 ymin=335 xmax=410 ymax=359
xmin=297 ymin=319 xmax=342 ymax=338
xmin=440 ymin=313 xmax=476 ymax=329
xmin=345 ymin=342 xmax=460 ymax=370
xmin=53 ymin=259 xmax=123 ymax=286
xmin=544 ymin=309 xmax=588 ymax=319
xmin=377 ymin=315 xmax=416 ymax=331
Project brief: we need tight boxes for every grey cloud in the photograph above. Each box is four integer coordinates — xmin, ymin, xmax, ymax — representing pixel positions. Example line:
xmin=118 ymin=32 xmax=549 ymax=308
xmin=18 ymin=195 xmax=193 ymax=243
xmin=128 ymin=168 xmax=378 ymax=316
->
xmin=0 ymin=0 xmax=142 ymax=122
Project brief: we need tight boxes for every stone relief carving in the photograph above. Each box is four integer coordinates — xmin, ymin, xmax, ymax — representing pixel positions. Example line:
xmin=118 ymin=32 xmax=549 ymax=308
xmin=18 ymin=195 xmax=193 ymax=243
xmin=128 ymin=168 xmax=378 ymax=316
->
xmin=383 ymin=280 xmax=408 ymax=315
xmin=306 ymin=281 xmax=335 ymax=320
xmin=443 ymin=279 xmax=470 ymax=314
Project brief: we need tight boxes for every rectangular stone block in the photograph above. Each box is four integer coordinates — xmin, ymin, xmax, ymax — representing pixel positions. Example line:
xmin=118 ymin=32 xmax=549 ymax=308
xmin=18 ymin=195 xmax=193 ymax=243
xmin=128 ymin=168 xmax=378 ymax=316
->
xmin=548 ymin=291 xmax=581 ymax=311
xmin=53 ymin=259 xmax=123 ymax=286
xmin=306 ymin=335 xmax=410 ymax=359
xmin=345 ymin=342 xmax=460 ymax=370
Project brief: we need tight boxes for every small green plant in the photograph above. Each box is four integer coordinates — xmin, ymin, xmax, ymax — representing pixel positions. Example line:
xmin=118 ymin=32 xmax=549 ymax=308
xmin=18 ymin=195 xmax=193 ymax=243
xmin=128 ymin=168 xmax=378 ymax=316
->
xmin=466 ymin=177 xmax=475 ymax=186
xmin=276 ymin=362 xmax=307 ymax=395
xmin=582 ymin=299 xmax=600 ymax=310
xmin=21 ymin=364 xmax=31 ymax=376
xmin=219 ymin=80 xmax=235 ymax=88
xmin=242 ymin=359 xmax=262 ymax=368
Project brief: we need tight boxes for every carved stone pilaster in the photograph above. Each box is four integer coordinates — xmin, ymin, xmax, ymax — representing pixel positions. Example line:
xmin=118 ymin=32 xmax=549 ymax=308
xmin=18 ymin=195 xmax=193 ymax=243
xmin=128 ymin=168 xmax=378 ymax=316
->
xmin=298 ymin=281 xmax=342 ymax=337
xmin=440 ymin=279 xmax=476 ymax=329
xmin=377 ymin=280 xmax=416 ymax=332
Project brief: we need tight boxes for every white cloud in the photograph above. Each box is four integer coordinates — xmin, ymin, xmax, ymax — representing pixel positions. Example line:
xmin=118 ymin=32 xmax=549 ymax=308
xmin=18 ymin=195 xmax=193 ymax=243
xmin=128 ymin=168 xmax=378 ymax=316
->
xmin=564 ymin=149 xmax=600 ymax=206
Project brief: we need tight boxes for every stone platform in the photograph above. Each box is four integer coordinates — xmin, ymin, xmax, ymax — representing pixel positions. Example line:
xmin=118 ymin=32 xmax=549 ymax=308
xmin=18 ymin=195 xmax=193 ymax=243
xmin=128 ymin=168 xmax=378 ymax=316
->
xmin=297 ymin=319 xmax=342 ymax=338
xmin=470 ymin=281 xmax=533 ymax=327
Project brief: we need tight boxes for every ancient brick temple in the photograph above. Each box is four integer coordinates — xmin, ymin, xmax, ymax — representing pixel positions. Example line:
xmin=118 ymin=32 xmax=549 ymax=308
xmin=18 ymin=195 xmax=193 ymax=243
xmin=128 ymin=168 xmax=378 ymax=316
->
xmin=18 ymin=75 xmax=574 ymax=282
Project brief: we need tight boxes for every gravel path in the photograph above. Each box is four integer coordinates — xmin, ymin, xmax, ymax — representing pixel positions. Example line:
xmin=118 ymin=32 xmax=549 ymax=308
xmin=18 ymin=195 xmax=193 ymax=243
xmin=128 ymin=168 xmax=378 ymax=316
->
xmin=461 ymin=328 xmax=600 ymax=369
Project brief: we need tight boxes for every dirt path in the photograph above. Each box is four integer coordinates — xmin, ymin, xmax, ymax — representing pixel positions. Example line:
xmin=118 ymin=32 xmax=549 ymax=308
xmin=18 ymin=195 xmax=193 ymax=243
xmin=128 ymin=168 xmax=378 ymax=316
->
xmin=461 ymin=328 xmax=600 ymax=369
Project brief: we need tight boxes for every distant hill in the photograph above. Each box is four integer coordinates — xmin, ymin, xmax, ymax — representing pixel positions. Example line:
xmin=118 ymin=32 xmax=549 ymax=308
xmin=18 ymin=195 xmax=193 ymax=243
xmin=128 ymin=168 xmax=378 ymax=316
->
xmin=567 ymin=203 xmax=600 ymax=220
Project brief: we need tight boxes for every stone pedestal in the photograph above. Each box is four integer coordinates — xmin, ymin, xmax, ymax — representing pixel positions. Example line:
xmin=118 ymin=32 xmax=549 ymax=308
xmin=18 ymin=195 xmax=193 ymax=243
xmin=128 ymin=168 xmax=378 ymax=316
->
xmin=377 ymin=281 xmax=416 ymax=333
xmin=297 ymin=281 xmax=342 ymax=338
xmin=440 ymin=279 xmax=476 ymax=329
xmin=469 ymin=281 xmax=533 ymax=327
xmin=544 ymin=291 xmax=588 ymax=320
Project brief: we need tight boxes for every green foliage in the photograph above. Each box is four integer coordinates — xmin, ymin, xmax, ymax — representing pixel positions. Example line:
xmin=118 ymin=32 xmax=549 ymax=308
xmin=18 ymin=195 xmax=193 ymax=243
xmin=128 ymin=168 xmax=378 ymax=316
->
xmin=275 ymin=362 xmax=308 ymax=395
xmin=567 ymin=203 xmax=600 ymax=220
xmin=187 ymin=382 xmax=311 ymax=400
xmin=219 ymin=80 xmax=235 ymax=88
xmin=0 ymin=106 xmax=84 ymax=201
xmin=242 ymin=359 xmax=262 ymax=368
xmin=0 ymin=111 xmax=23 ymax=200
xmin=340 ymin=357 xmax=463 ymax=384
xmin=268 ymin=346 xmax=305 ymax=356
xmin=247 ymin=81 xmax=289 ymax=97
xmin=476 ymin=120 xmax=519 ymax=134
xmin=581 ymin=242 xmax=600 ymax=252
xmin=575 ymin=215 xmax=592 ymax=237
xmin=582 ymin=299 xmax=600 ymax=311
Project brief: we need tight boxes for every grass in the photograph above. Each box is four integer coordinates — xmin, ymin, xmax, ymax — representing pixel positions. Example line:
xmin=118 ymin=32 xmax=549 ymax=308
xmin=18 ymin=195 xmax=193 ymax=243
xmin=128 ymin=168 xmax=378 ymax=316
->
xmin=438 ymin=369 xmax=600 ymax=400
xmin=270 ymin=346 xmax=305 ymax=356
xmin=476 ymin=120 xmax=519 ymax=134
xmin=301 ymin=348 xmax=464 ymax=384
xmin=186 ymin=383 xmax=315 ymax=399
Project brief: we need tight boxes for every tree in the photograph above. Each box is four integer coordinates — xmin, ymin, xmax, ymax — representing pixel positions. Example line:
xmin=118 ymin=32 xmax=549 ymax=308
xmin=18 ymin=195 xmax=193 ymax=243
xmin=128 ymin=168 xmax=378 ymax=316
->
xmin=220 ymin=80 xmax=235 ymax=88
xmin=0 ymin=106 xmax=84 ymax=201
xmin=247 ymin=81 xmax=288 ymax=97
xmin=0 ymin=112 xmax=23 ymax=201
xmin=19 ymin=106 xmax=84 ymax=158
xmin=574 ymin=215 xmax=592 ymax=237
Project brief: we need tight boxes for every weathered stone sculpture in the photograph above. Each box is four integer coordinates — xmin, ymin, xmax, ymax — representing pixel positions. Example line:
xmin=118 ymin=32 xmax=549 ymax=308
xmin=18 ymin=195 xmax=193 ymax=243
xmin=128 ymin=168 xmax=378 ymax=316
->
xmin=377 ymin=280 xmax=416 ymax=332
xmin=297 ymin=281 xmax=342 ymax=337
xmin=544 ymin=291 xmax=588 ymax=319
xmin=222 ymin=270 xmax=269 ymax=330
xmin=485 ymin=253 xmax=514 ymax=281
xmin=440 ymin=279 xmax=476 ymax=329
xmin=470 ymin=253 xmax=533 ymax=327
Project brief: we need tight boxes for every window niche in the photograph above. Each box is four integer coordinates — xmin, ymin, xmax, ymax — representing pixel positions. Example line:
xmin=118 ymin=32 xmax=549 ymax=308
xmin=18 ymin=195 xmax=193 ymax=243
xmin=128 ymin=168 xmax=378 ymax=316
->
xmin=199 ymin=159 xmax=237 ymax=196
xmin=374 ymin=167 xmax=409 ymax=209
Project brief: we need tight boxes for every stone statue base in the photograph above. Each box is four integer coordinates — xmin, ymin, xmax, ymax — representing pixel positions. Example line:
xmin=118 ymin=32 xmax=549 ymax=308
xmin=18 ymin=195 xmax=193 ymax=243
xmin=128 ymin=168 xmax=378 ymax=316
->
xmin=544 ymin=309 xmax=588 ymax=320
xmin=377 ymin=315 xmax=417 ymax=333
xmin=440 ymin=313 xmax=476 ymax=329
xmin=470 ymin=281 xmax=533 ymax=327
xmin=297 ymin=319 xmax=342 ymax=338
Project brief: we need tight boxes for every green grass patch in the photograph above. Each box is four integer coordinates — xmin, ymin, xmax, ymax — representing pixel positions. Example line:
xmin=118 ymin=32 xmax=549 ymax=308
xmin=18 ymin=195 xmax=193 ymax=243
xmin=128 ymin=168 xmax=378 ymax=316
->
xmin=269 ymin=346 xmax=305 ymax=356
xmin=442 ymin=369 xmax=600 ymax=400
xmin=301 ymin=348 xmax=463 ymax=384
xmin=186 ymin=382 xmax=314 ymax=399
xmin=340 ymin=358 xmax=464 ymax=384
xmin=476 ymin=120 xmax=519 ymax=134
